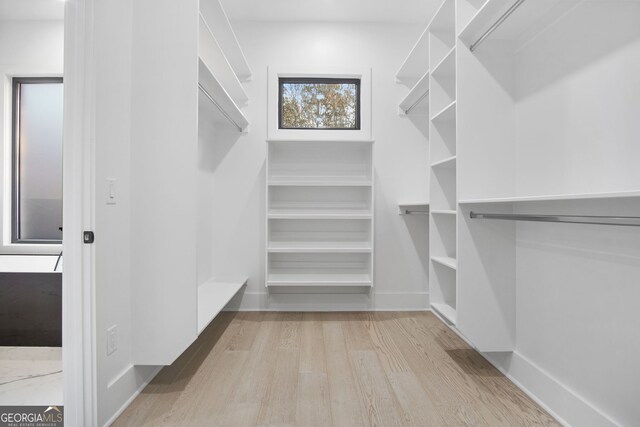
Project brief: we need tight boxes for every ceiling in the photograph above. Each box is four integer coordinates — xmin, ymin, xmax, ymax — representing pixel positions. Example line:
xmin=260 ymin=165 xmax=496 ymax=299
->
xmin=220 ymin=0 xmax=441 ymax=24
xmin=0 ymin=0 xmax=64 ymax=21
xmin=0 ymin=0 xmax=439 ymax=24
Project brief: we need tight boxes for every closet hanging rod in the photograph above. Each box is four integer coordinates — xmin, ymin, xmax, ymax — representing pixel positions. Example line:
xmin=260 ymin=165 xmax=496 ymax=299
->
xmin=404 ymin=89 xmax=430 ymax=114
xmin=198 ymin=83 xmax=243 ymax=132
xmin=403 ymin=210 xmax=430 ymax=215
xmin=470 ymin=0 xmax=527 ymax=52
xmin=470 ymin=211 xmax=640 ymax=227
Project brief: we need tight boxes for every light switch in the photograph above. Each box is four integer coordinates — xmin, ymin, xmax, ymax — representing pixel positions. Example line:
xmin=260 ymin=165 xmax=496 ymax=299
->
xmin=106 ymin=178 xmax=117 ymax=205
xmin=107 ymin=325 xmax=118 ymax=355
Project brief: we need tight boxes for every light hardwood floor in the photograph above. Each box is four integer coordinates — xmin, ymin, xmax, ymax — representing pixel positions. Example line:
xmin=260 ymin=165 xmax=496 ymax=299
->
xmin=113 ymin=312 xmax=559 ymax=426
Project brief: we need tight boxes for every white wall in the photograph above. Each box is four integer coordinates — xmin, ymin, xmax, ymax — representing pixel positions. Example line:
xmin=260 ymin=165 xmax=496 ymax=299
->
xmin=0 ymin=20 xmax=63 ymax=255
xmin=203 ymin=21 xmax=430 ymax=310
xmin=484 ymin=3 xmax=640 ymax=426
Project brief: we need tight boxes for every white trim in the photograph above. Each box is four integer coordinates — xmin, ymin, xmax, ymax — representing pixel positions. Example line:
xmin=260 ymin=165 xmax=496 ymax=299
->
xmin=62 ymin=0 xmax=97 ymax=425
xmin=226 ymin=291 xmax=429 ymax=311
xmin=103 ymin=365 xmax=162 ymax=427
xmin=266 ymin=66 xmax=372 ymax=141
xmin=431 ymin=312 xmax=620 ymax=427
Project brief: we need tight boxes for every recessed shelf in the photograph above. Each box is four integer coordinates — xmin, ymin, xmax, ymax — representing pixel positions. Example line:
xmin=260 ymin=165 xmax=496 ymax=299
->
xmin=399 ymin=70 xmax=430 ymax=114
xmin=266 ymin=139 xmax=375 ymax=144
xmin=431 ymin=256 xmax=457 ymax=270
xmin=268 ymin=176 xmax=372 ymax=187
xmin=267 ymin=273 xmax=372 ymax=287
xmin=398 ymin=203 xmax=429 ymax=215
xmin=199 ymin=0 xmax=252 ymax=81
xmin=267 ymin=241 xmax=372 ymax=253
xmin=432 ymin=210 xmax=456 ymax=215
xmin=459 ymin=190 xmax=640 ymax=205
xmin=432 ymin=155 xmax=456 ymax=168
xmin=458 ymin=0 xmax=574 ymax=49
xmin=431 ymin=100 xmax=456 ymax=122
xmin=431 ymin=46 xmax=456 ymax=78
xmin=199 ymin=14 xmax=248 ymax=106
xmin=431 ymin=302 xmax=457 ymax=324
xmin=197 ymin=278 xmax=247 ymax=334
xmin=396 ymin=27 xmax=429 ymax=86
xmin=198 ymin=59 xmax=248 ymax=132
xmin=268 ymin=208 xmax=372 ymax=220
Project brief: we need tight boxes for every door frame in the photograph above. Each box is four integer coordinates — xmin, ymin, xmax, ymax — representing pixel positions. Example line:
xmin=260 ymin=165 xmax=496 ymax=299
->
xmin=62 ymin=0 xmax=97 ymax=425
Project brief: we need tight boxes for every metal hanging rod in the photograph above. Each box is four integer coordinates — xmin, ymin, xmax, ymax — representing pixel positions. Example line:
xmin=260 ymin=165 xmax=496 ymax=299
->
xmin=470 ymin=0 xmax=527 ymax=52
xmin=403 ymin=209 xmax=430 ymax=215
xmin=404 ymin=89 xmax=430 ymax=115
xmin=198 ymin=83 xmax=243 ymax=132
xmin=470 ymin=211 xmax=640 ymax=227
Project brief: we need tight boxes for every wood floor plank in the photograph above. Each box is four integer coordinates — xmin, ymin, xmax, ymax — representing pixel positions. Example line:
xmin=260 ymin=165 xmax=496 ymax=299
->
xmin=114 ymin=311 xmax=561 ymax=427
xmin=349 ymin=350 xmax=405 ymax=427
xmin=255 ymin=348 xmax=300 ymax=425
xmin=387 ymin=370 xmax=448 ymax=426
xmin=226 ymin=312 xmax=285 ymax=404
xmin=299 ymin=312 xmax=327 ymax=374
xmin=294 ymin=372 xmax=332 ymax=427
xmin=322 ymin=322 xmax=369 ymax=427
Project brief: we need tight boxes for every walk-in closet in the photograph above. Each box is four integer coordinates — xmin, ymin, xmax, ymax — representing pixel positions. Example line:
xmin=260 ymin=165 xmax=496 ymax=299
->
xmin=1 ymin=0 xmax=638 ymax=425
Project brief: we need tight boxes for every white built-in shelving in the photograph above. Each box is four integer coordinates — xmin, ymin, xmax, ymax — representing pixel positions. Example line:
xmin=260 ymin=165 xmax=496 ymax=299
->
xmin=198 ymin=0 xmax=250 ymax=133
xmin=133 ymin=0 xmax=251 ymax=366
xmin=428 ymin=0 xmax=458 ymax=325
xmin=197 ymin=278 xmax=247 ymax=334
xmin=398 ymin=203 xmax=429 ymax=215
xmin=266 ymin=140 xmax=375 ymax=288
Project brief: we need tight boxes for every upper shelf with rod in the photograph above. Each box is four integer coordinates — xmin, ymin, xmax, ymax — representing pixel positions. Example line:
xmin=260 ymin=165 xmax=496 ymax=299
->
xmin=198 ymin=0 xmax=250 ymax=132
xmin=458 ymin=0 xmax=580 ymax=51
xmin=200 ymin=0 xmax=252 ymax=82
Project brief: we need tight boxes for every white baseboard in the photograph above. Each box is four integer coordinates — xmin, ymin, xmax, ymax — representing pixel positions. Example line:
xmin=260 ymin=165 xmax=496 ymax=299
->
xmin=485 ymin=352 xmax=620 ymax=427
xmin=432 ymin=312 xmax=619 ymax=427
xmin=103 ymin=364 xmax=162 ymax=427
xmin=226 ymin=291 xmax=429 ymax=311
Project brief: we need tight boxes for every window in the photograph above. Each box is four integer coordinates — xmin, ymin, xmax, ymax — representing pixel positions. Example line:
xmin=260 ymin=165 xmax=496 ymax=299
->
xmin=11 ymin=77 xmax=63 ymax=244
xmin=279 ymin=78 xmax=360 ymax=130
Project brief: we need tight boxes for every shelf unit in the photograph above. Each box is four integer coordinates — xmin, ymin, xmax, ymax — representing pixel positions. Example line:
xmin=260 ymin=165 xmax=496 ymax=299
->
xmin=132 ymin=0 xmax=251 ymax=366
xmin=198 ymin=0 xmax=250 ymax=132
xmin=197 ymin=278 xmax=247 ymax=334
xmin=398 ymin=202 xmax=429 ymax=215
xmin=266 ymin=140 xmax=375 ymax=289
xmin=429 ymin=0 xmax=458 ymax=325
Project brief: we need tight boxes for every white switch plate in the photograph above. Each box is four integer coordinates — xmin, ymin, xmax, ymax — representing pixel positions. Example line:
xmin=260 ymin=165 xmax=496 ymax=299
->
xmin=107 ymin=325 xmax=118 ymax=355
xmin=106 ymin=178 xmax=117 ymax=205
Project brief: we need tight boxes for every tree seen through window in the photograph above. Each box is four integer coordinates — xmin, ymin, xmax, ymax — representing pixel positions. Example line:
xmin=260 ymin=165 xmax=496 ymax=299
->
xmin=279 ymin=78 xmax=360 ymax=130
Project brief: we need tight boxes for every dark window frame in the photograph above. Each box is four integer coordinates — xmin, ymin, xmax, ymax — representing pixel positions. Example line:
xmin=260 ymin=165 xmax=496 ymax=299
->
xmin=11 ymin=76 xmax=64 ymax=245
xmin=278 ymin=77 xmax=361 ymax=130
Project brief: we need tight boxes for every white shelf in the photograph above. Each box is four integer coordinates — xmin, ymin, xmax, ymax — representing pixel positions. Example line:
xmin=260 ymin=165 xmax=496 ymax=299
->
xmin=431 ymin=302 xmax=457 ymax=324
xmin=399 ymin=70 xmax=430 ymax=114
xmin=199 ymin=0 xmax=252 ymax=81
xmin=459 ymin=190 xmax=640 ymax=205
xmin=268 ymin=241 xmax=371 ymax=253
xmin=432 ymin=210 xmax=456 ymax=215
xmin=268 ymin=176 xmax=372 ymax=187
xmin=458 ymin=0 xmax=571 ymax=48
xmin=198 ymin=59 xmax=249 ymax=132
xmin=432 ymin=155 xmax=456 ymax=168
xmin=197 ymin=278 xmax=247 ymax=334
xmin=267 ymin=273 xmax=372 ymax=287
xmin=396 ymin=26 xmax=430 ymax=85
xmin=431 ymin=100 xmax=456 ymax=122
xmin=398 ymin=202 xmax=429 ymax=215
xmin=266 ymin=139 xmax=375 ymax=144
xmin=431 ymin=256 xmax=457 ymax=270
xmin=199 ymin=14 xmax=248 ymax=108
xmin=431 ymin=46 xmax=456 ymax=78
xmin=268 ymin=208 xmax=372 ymax=220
